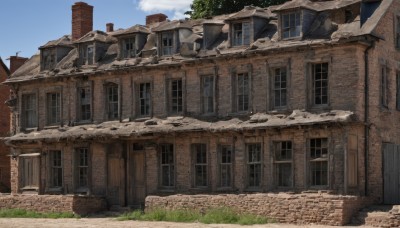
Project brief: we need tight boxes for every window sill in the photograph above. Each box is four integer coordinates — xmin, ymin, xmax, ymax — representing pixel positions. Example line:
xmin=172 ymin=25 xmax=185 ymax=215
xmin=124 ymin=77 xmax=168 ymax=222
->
xmin=22 ymin=127 xmax=38 ymax=133
xmin=44 ymin=125 xmax=61 ymax=130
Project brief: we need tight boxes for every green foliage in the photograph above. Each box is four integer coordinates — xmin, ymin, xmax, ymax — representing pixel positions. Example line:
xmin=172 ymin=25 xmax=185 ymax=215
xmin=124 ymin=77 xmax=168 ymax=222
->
xmin=186 ymin=0 xmax=291 ymax=19
xmin=117 ymin=207 xmax=272 ymax=225
xmin=0 ymin=208 xmax=78 ymax=219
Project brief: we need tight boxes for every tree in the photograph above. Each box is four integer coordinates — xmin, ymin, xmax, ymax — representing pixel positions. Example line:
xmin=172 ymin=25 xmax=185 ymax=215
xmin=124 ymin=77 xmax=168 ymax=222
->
xmin=186 ymin=0 xmax=290 ymax=19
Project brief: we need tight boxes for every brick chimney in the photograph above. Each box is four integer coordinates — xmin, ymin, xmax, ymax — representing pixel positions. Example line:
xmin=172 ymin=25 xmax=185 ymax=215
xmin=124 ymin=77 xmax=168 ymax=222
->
xmin=8 ymin=56 xmax=28 ymax=74
xmin=72 ymin=2 xmax=93 ymax=41
xmin=146 ymin=13 xmax=168 ymax=27
xmin=106 ymin=23 xmax=114 ymax=32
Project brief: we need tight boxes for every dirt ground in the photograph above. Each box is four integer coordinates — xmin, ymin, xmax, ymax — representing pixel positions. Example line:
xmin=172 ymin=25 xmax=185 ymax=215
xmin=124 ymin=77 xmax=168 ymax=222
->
xmin=0 ymin=218 xmax=374 ymax=228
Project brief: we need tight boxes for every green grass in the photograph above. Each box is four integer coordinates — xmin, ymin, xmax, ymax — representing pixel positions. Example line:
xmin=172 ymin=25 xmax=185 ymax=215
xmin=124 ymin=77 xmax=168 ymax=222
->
xmin=118 ymin=207 xmax=271 ymax=225
xmin=0 ymin=208 xmax=79 ymax=219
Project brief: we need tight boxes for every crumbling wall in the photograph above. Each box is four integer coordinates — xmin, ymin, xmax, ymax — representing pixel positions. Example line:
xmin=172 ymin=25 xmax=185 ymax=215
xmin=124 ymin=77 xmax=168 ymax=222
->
xmin=146 ymin=193 xmax=373 ymax=226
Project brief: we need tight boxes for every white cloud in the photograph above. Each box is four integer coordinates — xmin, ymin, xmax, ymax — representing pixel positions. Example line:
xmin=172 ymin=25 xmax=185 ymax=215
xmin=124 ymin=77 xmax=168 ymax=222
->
xmin=138 ymin=0 xmax=192 ymax=19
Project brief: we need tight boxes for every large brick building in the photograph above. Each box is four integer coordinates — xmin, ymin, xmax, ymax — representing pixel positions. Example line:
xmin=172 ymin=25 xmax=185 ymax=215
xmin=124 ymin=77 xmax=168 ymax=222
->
xmin=3 ymin=0 xmax=400 ymax=224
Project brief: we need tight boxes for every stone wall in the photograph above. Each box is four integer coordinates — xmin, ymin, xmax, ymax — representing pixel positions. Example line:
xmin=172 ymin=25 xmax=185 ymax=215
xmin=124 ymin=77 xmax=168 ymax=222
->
xmin=146 ymin=193 xmax=372 ymax=226
xmin=0 ymin=194 xmax=106 ymax=215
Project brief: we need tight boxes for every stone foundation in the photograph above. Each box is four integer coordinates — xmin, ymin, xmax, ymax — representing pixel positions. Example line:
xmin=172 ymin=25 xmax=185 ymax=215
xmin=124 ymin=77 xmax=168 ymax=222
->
xmin=0 ymin=194 xmax=106 ymax=215
xmin=146 ymin=193 xmax=373 ymax=226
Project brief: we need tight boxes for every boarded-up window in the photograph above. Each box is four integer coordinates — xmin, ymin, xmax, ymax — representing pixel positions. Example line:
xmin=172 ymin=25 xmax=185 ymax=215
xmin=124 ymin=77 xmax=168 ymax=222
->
xmin=202 ymin=75 xmax=214 ymax=114
xmin=233 ymin=22 xmax=250 ymax=46
xmin=21 ymin=156 xmax=39 ymax=190
xmin=347 ymin=135 xmax=358 ymax=188
xmin=247 ymin=143 xmax=262 ymax=188
xmin=192 ymin=144 xmax=208 ymax=187
xmin=312 ymin=63 xmax=329 ymax=105
xmin=106 ymin=83 xmax=119 ymax=120
xmin=218 ymin=145 xmax=233 ymax=187
xmin=49 ymin=150 xmax=63 ymax=188
xmin=170 ymin=79 xmax=183 ymax=114
xmin=22 ymin=94 xmax=37 ymax=128
xmin=309 ymin=138 xmax=328 ymax=186
xmin=160 ymin=144 xmax=174 ymax=187
xmin=274 ymin=141 xmax=292 ymax=187
xmin=46 ymin=92 xmax=61 ymax=125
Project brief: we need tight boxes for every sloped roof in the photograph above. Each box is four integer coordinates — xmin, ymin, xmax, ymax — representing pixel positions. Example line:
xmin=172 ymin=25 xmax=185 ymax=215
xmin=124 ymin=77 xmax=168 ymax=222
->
xmin=152 ymin=19 xmax=197 ymax=32
xmin=226 ymin=6 xmax=275 ymax=21
xmin=0 ymin=57 xmax=10 ymax=76
xmin=5 ymin=110 xmax=355 ymax=144
xmin=39 ymin=35 xmax=73 ymax=49
xmin=273 ymin=0 xmax=361 ymax=12
xmin=111 ymin=25 xmax=150 ymax=37
xmin=74 ymin=30 xmax=117 ymax=44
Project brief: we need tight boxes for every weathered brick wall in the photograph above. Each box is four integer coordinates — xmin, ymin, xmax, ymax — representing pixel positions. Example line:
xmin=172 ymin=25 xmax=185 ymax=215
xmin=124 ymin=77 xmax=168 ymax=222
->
xmin=0 ymin=62 xmax=10 ymax=192
xmin=0 ymin=194 xmax=106 ymax=215
xmin=146 ymin=193 xmax=372 ymax=226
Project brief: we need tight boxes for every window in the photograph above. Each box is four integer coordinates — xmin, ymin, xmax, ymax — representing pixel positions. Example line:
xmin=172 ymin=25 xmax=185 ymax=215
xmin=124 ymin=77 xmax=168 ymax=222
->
xmin=309 ymin=138 xmax=328 ymax=186
xmin=273 ymin=67 xmax=287 ymax=108
xmin=247 ymin=143 xmax=262 ymax=188
xmin=161 ymin=32 xmax=173 ymax=56
xmin=42 ymin=49 xmax=56 ymax=70
xmin=396 ymin=16 xmax=400 ymax=49
xmin=233 ymin=22 xmax=250 ymax=46
xmin=282 ymin=11 xmax=301 ymax=39
xmin=82 ymin=44 xmax=94 ymax=65
xmin=139 ymin=83 xmax=151 ymax=116
xmin=122 ymin=37 xmax=136 ymax=58
xmin=46 ymin=92 xmax=61 ymax=125
xmin=78 ymin=87 xmax=91 ymax=121
xmin=237 ymin=73 xmax=250 ymax=112
xmin=22 ymin=94 xmax=37 ymax=128
xmin=170 ymin=79 xmax=183 ymax=114
xmin=192 ymin=144 xmax=207 ymax=187
xmin=106 ymin=83 xmax=119 ymax=120
xmin=21 ymin=156 xmax=39 ymax=191
xmin=381 ymin=66 xmax=388 ymax=108
xmin=219 ymin=145 xmax=233 ymax=188
xmin=160 ymin=144 xmax=174 ymax=187
xmin=49 ymin=150 xmax=63 ymax=188
xmin=76 ymin=148 xmax=89 ymax=190
xmin=202 ymin=75 xmax=214 ymax=114
xmin=312 ymin=63 xmax=329 ymax=105
xmin=273 ymin=141 xmax=292 ymax=187
xmin=397 ymin=72 xmax=400 ymax=110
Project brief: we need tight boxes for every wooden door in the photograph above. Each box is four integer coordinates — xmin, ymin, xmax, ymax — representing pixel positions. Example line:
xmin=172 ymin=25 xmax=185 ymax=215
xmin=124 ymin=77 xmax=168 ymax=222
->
xmin=128 ymin=150 xmax=146 ymax=206
xmin=107 ymin=154 xmax=125 ymax=206
xmin=383 ymin=143 xmax=400 ymax=204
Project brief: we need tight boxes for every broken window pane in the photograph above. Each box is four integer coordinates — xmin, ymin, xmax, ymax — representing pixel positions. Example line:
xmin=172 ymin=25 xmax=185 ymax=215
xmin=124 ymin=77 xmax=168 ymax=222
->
xmin=139 ymin=83 xmax=151 ymax=116
xmin=247 ymin=143 xmax=262 ymax=188
xmin=192 ymin=144 xmax=207 ymax=187
xmin=160 ymin=144 xmax=174 ymax=187
xmin=312 ymin=63 xmax=329 ymax=105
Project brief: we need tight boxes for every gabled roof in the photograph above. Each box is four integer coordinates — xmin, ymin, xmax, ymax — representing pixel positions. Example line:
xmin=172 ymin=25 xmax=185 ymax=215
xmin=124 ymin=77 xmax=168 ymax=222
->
xmin=225 ymin=6 xmax=275 ymax=21
xmin=152 ymin=19 xmax=195 ymax=32
xmin=111 ymin=25 xmax=150 ymax=37
xmin=273 ymin=0 xmax=361 ymax=12
xmin=74 ymin=30 xmax=117 ymax=44
xmin=0 ymin=57 xmax=10 ymax=76
xmin=39 ymin=35 xmax=73 ymax=49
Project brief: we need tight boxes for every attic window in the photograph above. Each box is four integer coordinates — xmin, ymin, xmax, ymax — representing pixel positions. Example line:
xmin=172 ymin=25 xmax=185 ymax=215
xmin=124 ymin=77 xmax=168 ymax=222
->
xmin=122 ymin=37 xmax=136 ymax=58
xmin=161 ymin=32 xmax=173 ymax=56
xmin=42 ymin=49 xmax=56 ymax=70
xmin=282 ymin=11 xmax=301 ymax=39
xmin=82 ymin=44 xmax=94 ymax=65
xmin=233 ymin=22 xmax=250 ymax=46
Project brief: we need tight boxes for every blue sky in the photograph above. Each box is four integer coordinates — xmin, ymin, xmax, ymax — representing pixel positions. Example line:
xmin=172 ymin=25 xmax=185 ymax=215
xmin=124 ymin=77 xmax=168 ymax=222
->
xmin=0 ymin=0 xmax=192 ymax=68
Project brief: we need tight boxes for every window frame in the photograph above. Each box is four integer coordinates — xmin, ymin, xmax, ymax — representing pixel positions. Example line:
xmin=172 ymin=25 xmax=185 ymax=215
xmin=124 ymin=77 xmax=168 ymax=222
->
xmin=191 ymin=143 xmax=208 ymax=188
xmin=105 ymin=82 xmax=119 ymax=120
xmin=161 ymin=31 xmax=174 ymax=56
xmin=232 ymin=21 xmax=251 ymax=46
xmin=75 ymin=147 xmax=90 ymax=193
xmin=236 ymin=72 xmax=250 ymax=112
xmin=159 ymin=144 xmax=175 ymax=188
xmin=170 ymin=78 xmax=183 ymax=115
xmin=273 ymin=141 xmax=293 ymax=188
xmin=218 ymin=145 xmax=234 ymax=189
xmin=41 ymin=48 xmax=57 ymax=71
xmin=311 ymin=62 xmax=329 ymax=106
xmin=281 ymin=11 xmax=302 ymax=39
xmin=272 ymin=67 xmax=288 ymax=109
xmin=78 ymin=86 xmax=92 ymax=122
xmin=308 ymin=138 xmax=329 ymax=188
xmin=81 ymin=44 xmax=94 ymax=65
xmin=380 ymin=66 xmax=389 ymax=109
xmin=48 ymin=150 xmax=63 ymax=191
xmin=201 ymin=75 xmax=216 ymax=114
xmin=396 ymin=71 xmax=400 ymax=111
xmin=246 ymin=143 xmax=262 ymax=190
xmin=19 ymin=154 xmax=40 ymax=192
xmin=122 ymin=36 xmax=137 ymax=58
xmin=396 ymin=15 xmax=400 ymax=49
xmin=138 ymin=82 xmax=152 ymax=117
xmin=46 ymin=92 xmax=61 ymax=126
xmin=21 ymin=93 xmax=38 ymax=129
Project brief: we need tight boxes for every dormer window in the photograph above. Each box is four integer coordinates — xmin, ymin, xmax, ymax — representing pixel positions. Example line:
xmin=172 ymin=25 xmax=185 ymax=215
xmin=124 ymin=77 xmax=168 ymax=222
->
xmin=122 ymin=37 xmax=136 ymax=58
xmin=41 ymin=49 xmax=56 ymax=70
xmin=161 ymin=32 xmax=173 ymax=56
xmin=82 ymin=44 xmax=94 ymax=65
xmin=233 ymin=22 xmax=250 ymax=46
xmin=282 ymin=11 xmax=301 ymax=39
